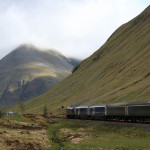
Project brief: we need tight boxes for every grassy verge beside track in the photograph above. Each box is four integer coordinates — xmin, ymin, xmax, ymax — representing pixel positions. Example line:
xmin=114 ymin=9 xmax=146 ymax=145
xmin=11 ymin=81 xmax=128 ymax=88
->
xmin=48 ymin=120 xmax=150 ymax=150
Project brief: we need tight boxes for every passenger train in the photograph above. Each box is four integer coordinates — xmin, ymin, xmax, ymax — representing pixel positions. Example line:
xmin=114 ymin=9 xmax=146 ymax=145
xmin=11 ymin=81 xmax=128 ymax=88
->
xmin=66 ymin=101 xmax=150 ymax=122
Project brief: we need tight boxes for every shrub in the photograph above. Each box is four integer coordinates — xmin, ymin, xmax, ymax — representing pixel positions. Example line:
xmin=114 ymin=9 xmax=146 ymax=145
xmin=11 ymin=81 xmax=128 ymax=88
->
xmin=0 ymin=110 xmax=3 ymax=118
xmin=72 ymin=64 xmax=80 ymax=73
xmin=43 ymin=106 xmax=48 ymax=118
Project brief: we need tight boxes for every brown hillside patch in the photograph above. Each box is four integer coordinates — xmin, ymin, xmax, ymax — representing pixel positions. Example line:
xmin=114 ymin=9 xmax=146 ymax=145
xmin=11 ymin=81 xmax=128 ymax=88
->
xmin=0 ymin=119 xmax=51 ymax=150
xmin=0 ymin=128 xmax=51 ymax=150
xmin=61 ymin=128 xmax=89 ymax=144
xmin=0 ymin=119 xmax=47 ymax=130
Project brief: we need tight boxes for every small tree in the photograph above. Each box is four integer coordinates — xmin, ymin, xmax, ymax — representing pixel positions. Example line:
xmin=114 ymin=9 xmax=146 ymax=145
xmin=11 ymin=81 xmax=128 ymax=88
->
xmin=19 ymin=102 xmax=25 ymax=115
xmin=0 ymin=110 xmax=3 ymax=118
xmin=72 ymin=64 xmax=80 ymax=73
xmin=43 ymin=106 xmax=48 ymax=118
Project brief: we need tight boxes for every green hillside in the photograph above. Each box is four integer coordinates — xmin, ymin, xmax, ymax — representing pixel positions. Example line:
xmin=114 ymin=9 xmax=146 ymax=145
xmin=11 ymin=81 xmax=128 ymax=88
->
xmin=9 ymin=6 xmax=150 ymax=114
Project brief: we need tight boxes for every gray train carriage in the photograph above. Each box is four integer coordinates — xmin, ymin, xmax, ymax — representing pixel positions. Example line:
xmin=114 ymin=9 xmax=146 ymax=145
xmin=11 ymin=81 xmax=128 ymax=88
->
xmin=106 ymin=103 xmax=128 ymax=121
xmin=75 ymin=106 xmax=89 ymax=119
xmin=127 ymin=101 xmax=150 ymax=122
xmin=66 ymin=106 xmax=75 ymax=118
xmin=89 ymin=105 xmax=106 ymax=120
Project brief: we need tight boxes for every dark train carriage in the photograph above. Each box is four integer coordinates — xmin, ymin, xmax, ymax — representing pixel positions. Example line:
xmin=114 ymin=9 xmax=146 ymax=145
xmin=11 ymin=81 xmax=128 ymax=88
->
xmin=127 ymin=101 xmax=150 ymax=122
xmin=89 ymin=105 xmax=106 ymax=120
xmin=106 ymin=103 xmax=127 ymax=121
xmin=75 ymin=106 xmax=89 ymax=119
xmin=66 ymin=106 xmax=75 ymax=118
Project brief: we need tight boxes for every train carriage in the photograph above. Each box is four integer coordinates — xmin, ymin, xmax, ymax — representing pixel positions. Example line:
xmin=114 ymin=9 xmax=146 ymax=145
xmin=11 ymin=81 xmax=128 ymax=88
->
xmin=66 ymin=101 xmax=150 ymax=123
xmin=75 ymin=106 xmax=89 ymax=119
xmin=106 ymin=103 xmax=127 ymax=121
xmin=89 ymin=105 xmax=106 ymax=120
xmin=127 ymin=101 xmax=150 ymax=122
xmin=66 ymin=106 xmax=75 ymax=119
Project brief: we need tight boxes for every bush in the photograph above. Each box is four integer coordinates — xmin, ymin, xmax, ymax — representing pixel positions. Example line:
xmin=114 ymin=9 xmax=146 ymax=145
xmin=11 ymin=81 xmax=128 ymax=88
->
xmin=43 ymin=106 xmax=48 ymax=118
xmin=0 ymin=110 xmax=3 ymax=118
xmin=72 ymin=64 xmax=80 ymax=73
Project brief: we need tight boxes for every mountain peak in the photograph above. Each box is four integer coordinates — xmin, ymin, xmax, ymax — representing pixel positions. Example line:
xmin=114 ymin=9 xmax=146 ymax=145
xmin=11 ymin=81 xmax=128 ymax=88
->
xmin=14 ymin=44 xmax=63 ymax=57
xmin=18 ymin=44 xmax=36 ymax=49
xmin=14 ymin=44 xmax=39 ymax=52
xmin=0 ymin=44 xmax=80 ymax=109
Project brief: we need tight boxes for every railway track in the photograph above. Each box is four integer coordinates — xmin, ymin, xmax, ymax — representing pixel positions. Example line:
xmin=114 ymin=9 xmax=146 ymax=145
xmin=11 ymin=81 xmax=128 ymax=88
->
xmin=51 ymin=117 xmax=150 ymax=132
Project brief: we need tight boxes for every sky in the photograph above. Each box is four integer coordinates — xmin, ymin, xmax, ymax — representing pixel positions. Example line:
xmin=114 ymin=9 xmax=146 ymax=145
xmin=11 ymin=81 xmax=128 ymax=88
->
xmin=0 ymin=0 xmax=149 ymax=59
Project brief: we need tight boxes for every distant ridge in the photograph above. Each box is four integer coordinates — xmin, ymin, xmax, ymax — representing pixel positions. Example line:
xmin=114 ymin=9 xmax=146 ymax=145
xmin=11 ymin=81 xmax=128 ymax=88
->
xmin=0 ymin=44 xmax=80 ymax=108
xmin=9 ymin=6 xmax=150 ymax=114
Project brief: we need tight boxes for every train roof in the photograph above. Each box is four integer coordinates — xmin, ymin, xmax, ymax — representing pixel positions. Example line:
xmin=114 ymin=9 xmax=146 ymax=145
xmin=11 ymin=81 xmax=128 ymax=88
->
xmin=89 ymin=104 xmax=106 ymax=108
xmin=75 ymin=106 xmax=88 ymax=109
xmin=127 ymin=101 xmax=150 ymax=106
xmin=67 ymin=106 xmax=75 ymax=109
xmin=107 ymin=102 xmax=127 ymax=107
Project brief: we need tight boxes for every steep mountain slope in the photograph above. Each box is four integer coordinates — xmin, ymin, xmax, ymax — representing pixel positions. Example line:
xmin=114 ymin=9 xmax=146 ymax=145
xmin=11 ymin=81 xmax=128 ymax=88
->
xmin=0 ymin=44 xmax=80 ymax=108
xmin=10 ymin=6 xmax=150 ymax=113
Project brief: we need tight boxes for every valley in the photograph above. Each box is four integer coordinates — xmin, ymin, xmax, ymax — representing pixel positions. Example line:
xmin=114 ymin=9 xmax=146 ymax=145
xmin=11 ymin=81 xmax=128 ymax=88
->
xmin=0 ymin=3 xmax=150 ymax=150
xmin=8 ymin=6 xmax=150 ymax=114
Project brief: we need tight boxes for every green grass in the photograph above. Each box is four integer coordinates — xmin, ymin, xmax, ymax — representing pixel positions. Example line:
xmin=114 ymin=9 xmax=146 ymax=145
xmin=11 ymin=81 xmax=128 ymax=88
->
xmin=47 ymin=120 xmax=150 ymax=150
xmin=0 ymin=115 xmax=23 ymax=122
xmin=71 ymin=135 xmax=150 ymax=150
xmin=0 ymin=115 xmax=36 ymax=124
xmin=47 ymin=120 xmax=88 ymax=149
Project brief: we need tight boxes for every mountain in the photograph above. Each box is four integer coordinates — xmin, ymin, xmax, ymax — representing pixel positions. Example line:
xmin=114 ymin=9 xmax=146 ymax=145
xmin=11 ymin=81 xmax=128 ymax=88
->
xmin=0 ymin=44 xmax=80 ymax=108
xmin=9 ymin=6 xmax=150 ymax=114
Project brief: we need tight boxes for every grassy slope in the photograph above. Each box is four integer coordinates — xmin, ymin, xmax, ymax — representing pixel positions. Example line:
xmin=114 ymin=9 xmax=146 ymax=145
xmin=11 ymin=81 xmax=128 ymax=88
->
xmin=10 ymin=6 xmax=150 ymax=114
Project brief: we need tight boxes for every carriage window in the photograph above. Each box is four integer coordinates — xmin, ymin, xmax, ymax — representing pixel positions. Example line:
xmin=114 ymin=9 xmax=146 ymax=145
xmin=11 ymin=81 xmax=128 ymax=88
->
xmin=95 ymin=107 xmax=105 ymax=112
xmin=80 ymin=108 xmax=88 ymax=113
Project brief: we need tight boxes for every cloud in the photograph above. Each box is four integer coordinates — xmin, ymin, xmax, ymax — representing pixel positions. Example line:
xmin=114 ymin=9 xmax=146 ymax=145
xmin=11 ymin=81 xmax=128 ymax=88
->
xmin=0 ymin=0 xmax=149 ymax=59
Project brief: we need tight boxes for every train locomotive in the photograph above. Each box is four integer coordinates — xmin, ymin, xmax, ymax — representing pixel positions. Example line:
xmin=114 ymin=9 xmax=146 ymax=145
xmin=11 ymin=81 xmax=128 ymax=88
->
xmin=66 ymin=101 xmax=150 ymax=122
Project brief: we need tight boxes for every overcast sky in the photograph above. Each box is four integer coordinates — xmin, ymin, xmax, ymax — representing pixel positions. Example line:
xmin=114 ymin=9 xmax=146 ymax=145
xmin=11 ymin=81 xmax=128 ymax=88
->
xmin=0 ymin=0 xmax=149 ymax=59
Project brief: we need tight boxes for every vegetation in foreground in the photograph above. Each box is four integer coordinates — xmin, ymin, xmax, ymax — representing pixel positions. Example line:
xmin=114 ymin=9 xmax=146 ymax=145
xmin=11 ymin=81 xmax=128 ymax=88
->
xmin=1 ymin=114 xmax=150 ymax=149
xmin=48 ymin=120 xmax=150 ymax=150
xmin=0 ymin=115 xmax=50 ymax=150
